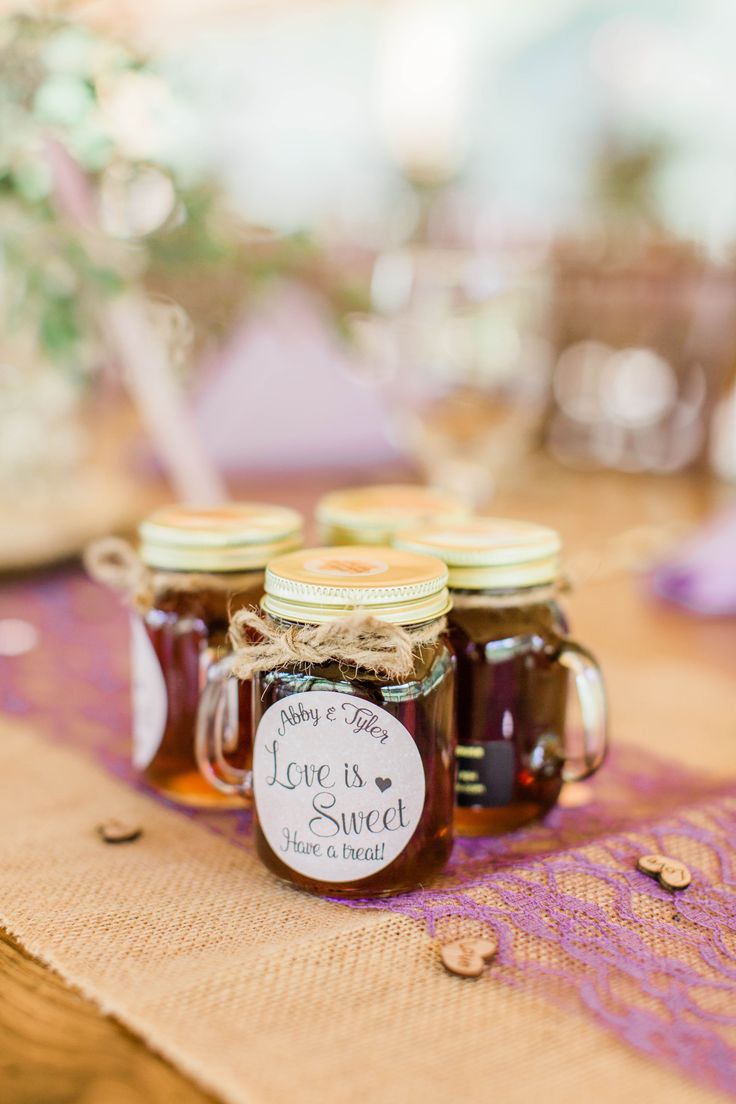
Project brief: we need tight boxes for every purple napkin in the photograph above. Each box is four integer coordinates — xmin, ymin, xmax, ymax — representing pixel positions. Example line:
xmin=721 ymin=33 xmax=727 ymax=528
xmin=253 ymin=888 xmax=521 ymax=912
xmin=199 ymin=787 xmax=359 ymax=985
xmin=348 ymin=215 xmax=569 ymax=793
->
xmin=651 ymin=505 xmax=736 ymax=615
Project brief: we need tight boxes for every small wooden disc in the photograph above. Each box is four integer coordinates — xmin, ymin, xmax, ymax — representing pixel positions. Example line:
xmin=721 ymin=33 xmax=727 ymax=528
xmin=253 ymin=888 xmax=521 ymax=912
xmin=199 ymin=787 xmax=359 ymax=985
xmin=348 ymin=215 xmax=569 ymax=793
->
xmin=440 ymin=937 xmax=498 ymax=978
xmin=467 ymin=936 xmax=499 ymax=962
xmin=636 ymin=853 xmax=691 ymax=891
xmin=97 ymin=819 xmax=142 ymax=844
xmin=658 ymin=861 xmax=691 ymax=891
xmin=636 ymin=853 xmax=667 ymax=878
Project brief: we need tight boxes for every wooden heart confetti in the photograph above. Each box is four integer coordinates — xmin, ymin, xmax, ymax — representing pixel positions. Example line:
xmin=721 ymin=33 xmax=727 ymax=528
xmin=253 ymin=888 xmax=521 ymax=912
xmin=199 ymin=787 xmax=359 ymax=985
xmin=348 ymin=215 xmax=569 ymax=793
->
xmin=636 ymin=853 xmax=691 ymax=891
xmin=658 ymin=861 xmax=692 ymax=891
xmin=97 ymin=819 xmax=143 ymax=844
xmin=440 ymin=935 xmax=498 ymax=978
xmin=637 ymin=853 xmax=668 ymax=877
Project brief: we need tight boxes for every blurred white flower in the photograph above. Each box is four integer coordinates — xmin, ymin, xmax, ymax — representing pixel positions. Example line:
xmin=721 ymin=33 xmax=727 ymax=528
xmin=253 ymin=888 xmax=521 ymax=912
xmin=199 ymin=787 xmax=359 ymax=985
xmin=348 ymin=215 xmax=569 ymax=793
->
xmin=0 ymin=340 xmax=87 ymax=491
xmin=99 ymin=162 xmax=177 ymax=238
xmin=40 ymin=25 xmax=98 ymax=76
xmin=96 ymin=70 xmax=174 ymax=161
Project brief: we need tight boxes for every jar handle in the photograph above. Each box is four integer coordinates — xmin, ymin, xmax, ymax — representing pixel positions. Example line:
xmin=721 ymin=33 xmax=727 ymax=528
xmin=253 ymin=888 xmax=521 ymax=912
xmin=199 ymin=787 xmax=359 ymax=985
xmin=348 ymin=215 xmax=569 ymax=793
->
xmin=195 ymin=654 xmax=252 ymax=797
xmin=555 ymin=640 xmax=608 ymax=782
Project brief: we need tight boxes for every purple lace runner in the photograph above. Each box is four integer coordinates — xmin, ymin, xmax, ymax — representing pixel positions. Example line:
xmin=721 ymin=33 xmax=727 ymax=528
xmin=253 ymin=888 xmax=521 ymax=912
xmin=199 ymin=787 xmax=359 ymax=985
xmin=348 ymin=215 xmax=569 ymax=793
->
xmin=346 ymin=799 xmax=736 ymax=1097
xmin=1 ymin=569 xmax=735 ymax=1095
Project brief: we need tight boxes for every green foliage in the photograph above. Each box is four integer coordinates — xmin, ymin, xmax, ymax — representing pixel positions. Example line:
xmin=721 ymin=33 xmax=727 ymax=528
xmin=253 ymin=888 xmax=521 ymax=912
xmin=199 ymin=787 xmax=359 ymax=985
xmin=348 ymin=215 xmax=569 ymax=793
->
xmin=0 ymin=12 xmax=363 ymax=387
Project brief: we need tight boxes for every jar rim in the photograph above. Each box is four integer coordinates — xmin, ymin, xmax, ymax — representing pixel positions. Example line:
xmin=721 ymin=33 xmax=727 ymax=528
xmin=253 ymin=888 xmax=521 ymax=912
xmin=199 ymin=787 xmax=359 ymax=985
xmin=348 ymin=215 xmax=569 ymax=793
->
xmin=316 ymin=483 xmax=468 ymax=543
xmin=394 ymin=517 xmax=561 ymax=588
xmin=263 ymin=545 xmax=451 ymax=625
xmin=139 ymin=502 xmax=303 ymax=571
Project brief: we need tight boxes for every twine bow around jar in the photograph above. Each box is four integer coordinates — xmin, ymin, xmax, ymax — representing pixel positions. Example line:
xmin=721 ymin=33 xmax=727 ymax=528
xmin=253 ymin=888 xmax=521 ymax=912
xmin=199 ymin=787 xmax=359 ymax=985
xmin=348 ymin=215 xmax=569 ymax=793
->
xmin=84 ymin=537 xmax=256 ymax=613
xmin=228 ymin=608 xmax=446 ymax=681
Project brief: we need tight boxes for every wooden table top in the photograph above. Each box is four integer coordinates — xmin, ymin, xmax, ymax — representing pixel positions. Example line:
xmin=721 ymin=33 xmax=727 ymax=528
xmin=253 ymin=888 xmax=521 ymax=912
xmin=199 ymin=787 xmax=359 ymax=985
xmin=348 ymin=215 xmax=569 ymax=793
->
xmin=2 ymin=462 xmax=734 ymax=1104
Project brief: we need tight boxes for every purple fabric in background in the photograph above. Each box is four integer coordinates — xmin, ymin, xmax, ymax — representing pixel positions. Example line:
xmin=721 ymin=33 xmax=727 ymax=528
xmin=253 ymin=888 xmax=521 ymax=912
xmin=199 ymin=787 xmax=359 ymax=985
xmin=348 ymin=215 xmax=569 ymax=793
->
xmin=1 ymin=569 xmax=736 ymax=1096
xmin=652 ymin=505 xmax=736 ymax=615
xmin=194 ymin=286 xmax=400 ymax=473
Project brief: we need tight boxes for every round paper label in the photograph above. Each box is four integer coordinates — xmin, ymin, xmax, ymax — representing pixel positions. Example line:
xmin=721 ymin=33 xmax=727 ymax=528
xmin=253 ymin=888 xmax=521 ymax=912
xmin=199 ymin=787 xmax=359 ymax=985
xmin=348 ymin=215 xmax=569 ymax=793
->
xmin=253 ymin=691 xmax=426 ymax=883
xmin=130 ymin=616 xmax=168 ymax=770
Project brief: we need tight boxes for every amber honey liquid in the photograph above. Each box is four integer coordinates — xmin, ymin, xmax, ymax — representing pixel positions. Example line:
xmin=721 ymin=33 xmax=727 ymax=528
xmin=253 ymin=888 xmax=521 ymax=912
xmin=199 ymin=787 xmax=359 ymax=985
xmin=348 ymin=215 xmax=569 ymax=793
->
xmin=449 ymin=594 xmax=569 ymax=836
xmin=252 ymin=637 xmax=455 ymax=898
xmin=141 ymin=575 xmax=262 ymax=807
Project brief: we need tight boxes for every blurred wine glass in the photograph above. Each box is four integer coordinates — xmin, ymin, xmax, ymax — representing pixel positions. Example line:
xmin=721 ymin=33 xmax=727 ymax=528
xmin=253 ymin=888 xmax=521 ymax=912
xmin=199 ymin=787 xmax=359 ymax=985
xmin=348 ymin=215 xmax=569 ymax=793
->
xmin=349 ymin=245 xmax=551 ymax=507
xmin=544 ymin=239 xmax=736 ymax=475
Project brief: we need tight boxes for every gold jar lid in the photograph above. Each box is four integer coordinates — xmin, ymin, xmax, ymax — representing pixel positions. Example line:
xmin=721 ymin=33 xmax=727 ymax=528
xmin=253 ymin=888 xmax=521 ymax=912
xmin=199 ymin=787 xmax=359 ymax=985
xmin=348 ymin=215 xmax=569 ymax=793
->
xmin=263 ymin=546 xmax=451 ymax=625
xmin=394 ymin=518 xmax=562 ymax=590
xmin=315 ymin=484 xmax=468 ymax=545
xmin=139 ymin=503 xmax=303 ymax=572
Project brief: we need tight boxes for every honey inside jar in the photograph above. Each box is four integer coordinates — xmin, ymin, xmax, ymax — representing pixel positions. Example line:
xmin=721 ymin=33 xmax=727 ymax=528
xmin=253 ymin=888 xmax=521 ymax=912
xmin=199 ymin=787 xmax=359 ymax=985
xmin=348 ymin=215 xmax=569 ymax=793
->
xmin=448 ymin=593 xmax=569 ymax=834
xmin=395 ymin=519 xmax=607 ymax=836
xmin=135 ymin=502 xmax=303 ymax=807
xmin=197 ymin=546 xmax=456 ymax=897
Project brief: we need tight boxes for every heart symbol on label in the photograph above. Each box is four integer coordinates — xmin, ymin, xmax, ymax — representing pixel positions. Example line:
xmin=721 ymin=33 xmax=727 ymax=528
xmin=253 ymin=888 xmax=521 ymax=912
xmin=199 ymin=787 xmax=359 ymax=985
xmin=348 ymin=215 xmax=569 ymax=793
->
xmin=375 ymin=777 xmax=392 ymax=792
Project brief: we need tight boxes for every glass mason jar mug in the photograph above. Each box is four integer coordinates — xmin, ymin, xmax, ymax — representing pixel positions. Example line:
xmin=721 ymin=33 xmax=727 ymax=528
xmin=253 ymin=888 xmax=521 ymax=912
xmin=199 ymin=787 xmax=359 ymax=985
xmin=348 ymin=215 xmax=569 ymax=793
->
xmin=197 ymin=546 xmax=456 ymax=898
xmin=315 ymin=483 xmax=468 ymax=546
xmin=89 ymin=503 xmax=303 ymax=807
xmin=395 ymin=519 xmax=608 ymax=836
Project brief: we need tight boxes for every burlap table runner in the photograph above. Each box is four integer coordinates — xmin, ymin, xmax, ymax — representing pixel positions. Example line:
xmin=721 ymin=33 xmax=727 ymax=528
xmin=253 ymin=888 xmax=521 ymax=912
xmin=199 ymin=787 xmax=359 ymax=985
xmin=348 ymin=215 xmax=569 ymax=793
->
xmin=0 ymin=720 xmax=730 ymax=1104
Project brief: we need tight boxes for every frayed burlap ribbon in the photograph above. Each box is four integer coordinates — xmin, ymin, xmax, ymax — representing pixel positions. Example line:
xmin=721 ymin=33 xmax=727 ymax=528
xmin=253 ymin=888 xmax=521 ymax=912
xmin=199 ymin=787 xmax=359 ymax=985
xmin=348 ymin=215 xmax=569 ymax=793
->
xmin=229 ymin=608 xmax=446 ymax=681
xmin=84 ymin=537 xmax=259 ymax=614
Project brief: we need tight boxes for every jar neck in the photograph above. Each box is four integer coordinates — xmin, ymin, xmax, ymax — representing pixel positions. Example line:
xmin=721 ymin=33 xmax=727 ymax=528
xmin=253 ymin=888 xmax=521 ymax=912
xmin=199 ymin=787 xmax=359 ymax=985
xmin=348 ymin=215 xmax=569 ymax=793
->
xmin=149 ymin=567 xmax=264 ymax=599
xmin=149 ymin=566 xmax=263 ymax=581
xmin=267 ymin=611 xmax=446 ymax=632
xmin=450 ymin=581 xmax=561 ymax=609
xmin=230 ymin=607 xmax=447 ymax=682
